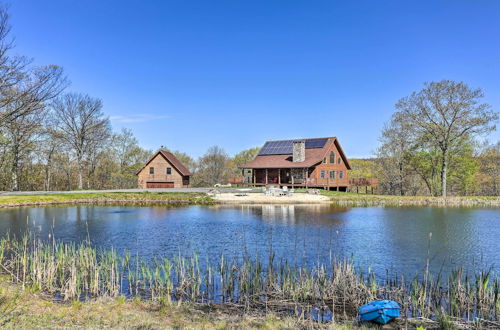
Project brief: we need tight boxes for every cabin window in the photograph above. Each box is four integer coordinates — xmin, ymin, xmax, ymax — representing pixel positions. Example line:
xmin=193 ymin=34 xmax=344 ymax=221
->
xmin=149 ymin=167 xmax=154 ymax=174
xmin=339 ymin=170 xmax=344 ymax=179
xmin=330 ymin=151 xmax=335 ymax=163
xmin=320 ymin=170 xmax=326 ymax=179
xmin=323 ymin=157 xmax=326 ymax=164
xmin=166 ymin=167 xmax=172 ymax=175
xmin=338 ymin=157 xmax=342 ymax=164
xmin=330 ymin=170 xmax=335 ymax=179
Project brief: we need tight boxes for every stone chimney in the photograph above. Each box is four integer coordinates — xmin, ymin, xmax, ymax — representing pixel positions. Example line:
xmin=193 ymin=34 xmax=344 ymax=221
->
xmin=292 ymin=140 xmax=305 ymax=162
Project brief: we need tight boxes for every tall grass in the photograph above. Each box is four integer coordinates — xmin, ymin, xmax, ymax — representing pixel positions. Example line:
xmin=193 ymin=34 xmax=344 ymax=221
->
xmin=0 ymin=232 xmax=498 ymax=326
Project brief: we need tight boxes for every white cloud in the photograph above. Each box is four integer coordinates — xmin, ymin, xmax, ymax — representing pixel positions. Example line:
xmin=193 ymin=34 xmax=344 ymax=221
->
xmin=109 ymin=114 xmax=170 ymax=123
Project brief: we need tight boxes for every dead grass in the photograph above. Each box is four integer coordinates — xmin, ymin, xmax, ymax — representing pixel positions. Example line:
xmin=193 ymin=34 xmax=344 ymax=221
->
xmin=320 ymin=191 xmax=500 ymax=207
xmin=0 ymin=275 xmax=374 ymax=329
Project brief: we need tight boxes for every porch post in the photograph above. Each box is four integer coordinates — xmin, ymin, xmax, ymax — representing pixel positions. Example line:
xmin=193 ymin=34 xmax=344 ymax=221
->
xmin=253 ymin=169 xmax=256 ymax=186
xmin=278 ymin=169 xmax=281 ymax=185
xmin=291 ymin=169 xmax=294 ymax=186
xmin=305 ymin=168 xmax=308 ymax=189
xmin=265 ymin=169 xmax=268 ymax=185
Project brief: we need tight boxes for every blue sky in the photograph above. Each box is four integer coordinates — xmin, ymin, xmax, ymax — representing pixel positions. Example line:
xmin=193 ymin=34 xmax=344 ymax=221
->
xmin=9 ymin=0 xmax=500 ymax=158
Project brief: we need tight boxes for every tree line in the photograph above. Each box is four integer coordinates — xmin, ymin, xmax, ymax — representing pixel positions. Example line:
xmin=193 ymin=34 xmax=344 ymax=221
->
xmin=0 ymin=6 xmax=151 ymax=191
xmin=350 ymin=81 xmax=499 ymax=197
xmin=0 ymin=5 xmax=497 ymax=195
xmin=0 ymin=5 xmax=258 ymax=192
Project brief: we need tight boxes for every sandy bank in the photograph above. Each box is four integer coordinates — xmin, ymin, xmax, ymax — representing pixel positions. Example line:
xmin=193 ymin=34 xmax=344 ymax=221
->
xmin=213 ymin=192 xmax=330 ymax=204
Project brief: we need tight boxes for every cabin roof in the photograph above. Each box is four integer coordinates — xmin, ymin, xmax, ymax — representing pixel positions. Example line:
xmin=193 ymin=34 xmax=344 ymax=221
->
xmin=239 ymin=137 xmax=351 ymax=169
xmin=136 ymin=150 xmax=192 ymax=176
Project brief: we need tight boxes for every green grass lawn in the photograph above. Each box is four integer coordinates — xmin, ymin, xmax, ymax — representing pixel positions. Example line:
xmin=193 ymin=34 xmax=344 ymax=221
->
xmin=0 ymin=192 xmax=214 ymax=207
xmin=0 ymin=190 xmax=497 ymax=208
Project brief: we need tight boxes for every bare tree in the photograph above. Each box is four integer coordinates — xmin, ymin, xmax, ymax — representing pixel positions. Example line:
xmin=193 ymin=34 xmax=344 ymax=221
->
xmin=2 ymin=100 xmax=45 ymax=191
xmin=0 ymin=5 xmax=67 ymax=128
xmin=40 ymin=130 xmax=62 ymax=191
xmin=0 ymin=65 xmax=68 ymax=125
xmin=107 ymin=129 xmax=151 ymax=188
xmin=0 ymin=5 xmax=30 ymax=112
xmin=192 ymin=146 xmax=229 ymax=187
xmin=51 ymin=93 xmax=111 ymax=189
xmin=396 ymin=80 xmax=498 ymax=197
xmin=376 ymin=113 xmax=414 ymax=195
xmin=112 ymin=128 xmax=141 ymax=169
xmin=35 ymin=109 xmax=67 ymax=191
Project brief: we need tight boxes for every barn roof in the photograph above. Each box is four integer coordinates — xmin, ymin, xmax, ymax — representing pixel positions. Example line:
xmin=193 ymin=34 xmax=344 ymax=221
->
xmin=136 ymin=150 xmax=192 ymax=176
xmin=239 ymin=137 xmax=351 ymax=170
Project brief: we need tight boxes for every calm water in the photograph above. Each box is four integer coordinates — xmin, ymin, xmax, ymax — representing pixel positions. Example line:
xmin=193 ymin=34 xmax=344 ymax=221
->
xmin=0 ymin=204 xmax=498 ymax=279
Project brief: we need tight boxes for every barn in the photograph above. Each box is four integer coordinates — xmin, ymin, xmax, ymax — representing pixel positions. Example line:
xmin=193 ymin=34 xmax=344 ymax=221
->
xmin=136 ymin=150 xmax=191 ymax=188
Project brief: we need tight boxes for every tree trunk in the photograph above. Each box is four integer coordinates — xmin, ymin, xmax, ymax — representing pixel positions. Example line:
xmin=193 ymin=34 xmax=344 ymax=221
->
xmin=44 ymin=167 xmax=51 ymax=191
xmin=11 ymin=141 xmax=19 ymax=191
xmin=423 ymin=177 xmax=433 ymax=196
xmin=441 ymin=150 xmax=447 ymax=198
xmin=76 ymin=149 xmax=84 ymax=190
xmin=399 ymin=161 xmax=405 ymax=196
xmin=77 ymin=162 xmax=84 ymax=190
xmin=12 ymin=163 xmax=19 ymax=191
xmin=44 ymin=151 xmax=53 ymax=191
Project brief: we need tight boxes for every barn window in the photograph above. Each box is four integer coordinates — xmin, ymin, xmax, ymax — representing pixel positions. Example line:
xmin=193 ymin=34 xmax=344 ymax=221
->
xmin=330 ymin=170 xmax=335 ymax=179
xmin=320 ymin=170 xmax=326 ymax=178
xmin=338 ymin=157 xmax=342 ymax=164
xmin=330 ymin=151 xmax=335 ymax=163
xmin=323 ymin=157 xmax=326 ymax=164
xmin=339 ymin=170 xmax=344 ymax=179
xmin=166 ymin=167 xmax=172 ymax=175
xmin=149 ymin=167 xmax=154 ymax=174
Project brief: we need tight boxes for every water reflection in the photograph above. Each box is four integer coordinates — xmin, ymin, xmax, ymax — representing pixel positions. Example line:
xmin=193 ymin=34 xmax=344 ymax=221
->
xmin=0 ymin=205 xmax=498 ymax=279
xmin=237 ymin=204 xmax=349 ymax=225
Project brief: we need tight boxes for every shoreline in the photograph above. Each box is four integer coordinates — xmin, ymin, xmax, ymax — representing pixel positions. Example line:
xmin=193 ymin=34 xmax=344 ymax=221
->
xmin=0 ymin=275 xmax=436 ymax=329
xmin=0 ymin=192 xmax=215 ymax=209
xmin=0 ymin=191 xmax=498 ymax=208
xmin=1 ymin=232 xmax=497 ymax=330
xmin=325 ymin=195 xmax=500 ymax=207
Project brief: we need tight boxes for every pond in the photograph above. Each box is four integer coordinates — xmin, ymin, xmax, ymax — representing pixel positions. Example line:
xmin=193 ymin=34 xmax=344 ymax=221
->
xmin=0 ymin=204 xmax=498 ymax=279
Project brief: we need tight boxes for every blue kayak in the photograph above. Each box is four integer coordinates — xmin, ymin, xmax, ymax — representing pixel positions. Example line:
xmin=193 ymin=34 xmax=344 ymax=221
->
xmin=359 ymin=300 xmax=400 ymax=324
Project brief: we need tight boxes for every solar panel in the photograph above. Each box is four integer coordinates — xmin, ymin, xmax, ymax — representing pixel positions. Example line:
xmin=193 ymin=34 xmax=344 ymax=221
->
xmin=259 ymin=141 xmax=289 ymax=155
xmin=258 ymin=138 xmax=329 ymax=155
xmin=305 ymin=138 xmax=328 ymax=149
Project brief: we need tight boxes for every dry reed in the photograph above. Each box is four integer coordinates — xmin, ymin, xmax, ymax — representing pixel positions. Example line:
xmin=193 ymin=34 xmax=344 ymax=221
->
xmin=0 ymin=232 xmax=498 ymax=327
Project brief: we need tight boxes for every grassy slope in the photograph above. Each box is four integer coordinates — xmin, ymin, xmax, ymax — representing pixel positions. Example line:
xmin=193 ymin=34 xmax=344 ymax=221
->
xmin=0 ymin=276 xmax=366 ymax=330
xmin=0 ymin=192 xmax=214 ymax=208
xmin=321 ymin=190 xmax=500 ymax=207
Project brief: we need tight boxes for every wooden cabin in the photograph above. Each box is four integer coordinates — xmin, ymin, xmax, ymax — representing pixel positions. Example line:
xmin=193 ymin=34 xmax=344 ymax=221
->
xmin=239 ymin=137 xmax=351 ymax=191
xmin=136 ymin=150 xmax=191 ymax=188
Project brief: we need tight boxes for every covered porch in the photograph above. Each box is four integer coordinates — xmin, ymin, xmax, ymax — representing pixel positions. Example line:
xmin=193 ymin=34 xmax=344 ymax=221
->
xmin=251 ymin=168 xmax=309 ymax=186
xmin=243 ymin=168 xmax=348 ymax=191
